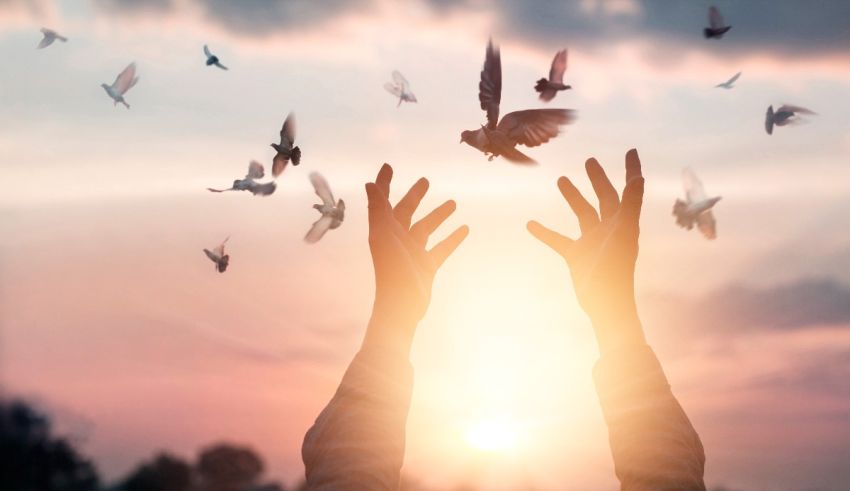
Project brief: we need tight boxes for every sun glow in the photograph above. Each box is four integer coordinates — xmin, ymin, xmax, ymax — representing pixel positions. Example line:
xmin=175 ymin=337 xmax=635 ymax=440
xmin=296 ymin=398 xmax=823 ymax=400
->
xmin=464 ymin=417 xmax=520 ymax=452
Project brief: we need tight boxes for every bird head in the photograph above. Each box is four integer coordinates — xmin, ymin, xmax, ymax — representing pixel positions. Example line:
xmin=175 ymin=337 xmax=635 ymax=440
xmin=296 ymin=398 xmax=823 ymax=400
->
xmin=460 ymin=130 xmax=473 ymax=144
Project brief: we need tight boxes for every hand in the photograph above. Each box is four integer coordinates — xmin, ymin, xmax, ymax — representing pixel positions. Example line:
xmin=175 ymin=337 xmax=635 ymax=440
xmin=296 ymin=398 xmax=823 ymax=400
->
xmin=527 ymin=149 xmax=646 ymax=354
xmin=363 ymin=163 xmax=469 ymax=354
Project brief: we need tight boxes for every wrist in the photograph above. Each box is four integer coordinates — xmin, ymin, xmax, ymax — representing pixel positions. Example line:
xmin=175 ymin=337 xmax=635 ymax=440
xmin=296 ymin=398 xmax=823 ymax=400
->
xmin=588 ymin=303 xmax=647 ymax=356
xmin=361 ymin=304 xmax=419 ymax=357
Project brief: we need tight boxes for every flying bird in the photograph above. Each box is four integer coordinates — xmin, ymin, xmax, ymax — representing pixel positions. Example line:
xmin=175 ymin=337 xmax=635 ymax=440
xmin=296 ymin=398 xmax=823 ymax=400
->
xmin=207 ymin=160 xmax=277 ymax=196
xmin=203 ymin=44 xmax=228 ymax=70
xmin=37 ymin=28 xmax=67 ymax=49
xmin=461 ymin=39 xmax=575 ymax=164
xmin=704 ymin=6 xmax=732 ymax=39
xmin=765 ymin=104 xmax=816 ymax=135
xmin=203 ymin=236 xmax=230 ymax=273
xmin=271 ymin=112 xmax=301 ymax=177
xmin=534 ymin=49 xmax=571 ymax=101
xmin=673 ymin=168 xmax=721 ymax=240
xmin=304 ymin=172 xmax=345 ymax=243
xmin=715 ymin=71 xmax=741 ymax=89
xmin=384 ymin=70 xmax=417 ymax=107
xmin=101 ymin=62 xmax=139 ymax=109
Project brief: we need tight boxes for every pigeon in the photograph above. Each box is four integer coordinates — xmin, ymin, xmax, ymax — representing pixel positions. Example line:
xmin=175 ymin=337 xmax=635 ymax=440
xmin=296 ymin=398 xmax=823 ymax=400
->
xmin=271 ymin=112 xmax=301 ymax=177
xmin=704 ymin=6 xmax=732 ymax=39
xmin=101 ymin=62 xmax=139 ymax=109
xmin=765 ymin=104 xmax=816 ymax=135
xmin=384 ymin=70 xmax=417 ymax=107
xmin=203 ymin=236 xmax=230 ymax=273
xmin=203 ymin=44 xmax=228 ymax=70
xmin=37 ymin=28 xmax=67 ymax=49
xmin=304 ymin=172 xmax=344 ymax=243
xmin=460 ymin=39 xmax=575 ymax=165
xmin=673 ymin=168 xmax=721 ymax=240
xmin=715 ymin=71 xmax=741 ymax=89
xmin=207 ymin=160 xmax=277 ymax=196
xmin=534 ymin=49 xmax=571 ymax=101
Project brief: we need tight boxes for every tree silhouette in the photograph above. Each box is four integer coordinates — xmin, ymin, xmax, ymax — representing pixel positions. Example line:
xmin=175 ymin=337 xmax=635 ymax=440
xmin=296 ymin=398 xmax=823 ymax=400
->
xmin=195 ymin=443 xmax=264 ymax=491
xmin=119 ymin=453 xmax=193 ymax=491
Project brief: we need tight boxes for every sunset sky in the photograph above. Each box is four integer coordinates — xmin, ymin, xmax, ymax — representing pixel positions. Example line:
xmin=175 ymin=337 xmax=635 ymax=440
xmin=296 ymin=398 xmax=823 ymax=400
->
xmin=2 ymin=1 xmax=850 ymax=490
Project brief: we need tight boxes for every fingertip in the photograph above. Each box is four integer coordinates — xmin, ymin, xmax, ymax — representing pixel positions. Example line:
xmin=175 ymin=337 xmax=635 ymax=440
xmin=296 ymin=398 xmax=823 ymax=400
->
xmin=585 ymin=157 xmax=600 ymax=171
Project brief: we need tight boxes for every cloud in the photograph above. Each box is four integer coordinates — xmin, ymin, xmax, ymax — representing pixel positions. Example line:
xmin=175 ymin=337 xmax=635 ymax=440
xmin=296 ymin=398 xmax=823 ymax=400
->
xmin=0 ymin=0 xmax=58 ymax=27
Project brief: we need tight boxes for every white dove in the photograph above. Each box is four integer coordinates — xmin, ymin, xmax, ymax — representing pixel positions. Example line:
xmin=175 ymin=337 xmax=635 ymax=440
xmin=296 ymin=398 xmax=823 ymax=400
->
xmin=765 ymin=104 xmax=816 ymax=135
xmin=715 ymin=71 xmax=741 ymax=89
xmin=203 ymin=236 xmax=230 ymax=273
xmin=673 ymin=168 xmax=721 ymax=240
xmin=101 ymin=62 xmax=139 ymax=109
xmin=207 ymin=160 xmax=277 ymax=196
xmin=305 ymin=172 xmax=344 ymax=243
xmin=37 ymin=28 xmax=67 ymax=49
xmin=203 ymin=44 xmax=228 ymax=70
xmin=383 ymin=70 xmax=417 ymax=107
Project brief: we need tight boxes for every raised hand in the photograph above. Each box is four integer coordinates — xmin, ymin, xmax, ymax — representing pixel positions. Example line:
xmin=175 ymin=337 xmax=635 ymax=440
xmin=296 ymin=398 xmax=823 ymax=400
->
xmin=527 ymin=149 xmax=646 ymax=354
xmin=363 ymin=163 xmax=469 ymax=354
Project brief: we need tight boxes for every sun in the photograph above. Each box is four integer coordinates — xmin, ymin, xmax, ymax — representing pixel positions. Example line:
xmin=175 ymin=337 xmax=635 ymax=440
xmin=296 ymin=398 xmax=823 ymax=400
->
xmin=464 ymin=417 xmax=519 ymax=452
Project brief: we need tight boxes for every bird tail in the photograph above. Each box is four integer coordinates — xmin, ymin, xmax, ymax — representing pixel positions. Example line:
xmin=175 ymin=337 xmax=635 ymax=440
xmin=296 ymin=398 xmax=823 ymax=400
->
xmin=534 ymin=78 xmax=548 ymax=93
xmin=672 ymin=199 xmax=693 ymax=229
xmin=500 ymin=146 xmax=536 ymax=165
xmin=291 ymin=146 xmax=301 ymax=166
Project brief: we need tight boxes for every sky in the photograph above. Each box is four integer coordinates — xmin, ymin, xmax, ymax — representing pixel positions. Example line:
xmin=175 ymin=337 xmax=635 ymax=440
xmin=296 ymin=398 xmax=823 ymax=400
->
xmin=1 ymin=0 xmax=850 ymax=490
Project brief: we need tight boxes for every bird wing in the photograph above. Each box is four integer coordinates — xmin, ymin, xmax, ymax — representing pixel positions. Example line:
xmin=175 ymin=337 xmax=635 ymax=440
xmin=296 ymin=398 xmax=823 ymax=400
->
xmin=726 ymin=71 xmax=741 ymax=85
xmin=479 ymin=39 xmax=502 ymax=129
xmin=548 ymin=49 xmax=567 ymax=84
xmin=246 ymin=160 xmax=265 ymax=179
xmin=207 ymin=187 xmax=234 ymax=192
xmin=305 ymin=215 xmax=334 ymax=243
xmin=392 ymin=70 xmax=410 ymax=91
xmin=777 ymin=104 xmax=816 ymax=115
xmin=112 ymin=63 xmax=137 ymax=94
xmin=309 ymin=172 xmax=335 ymax=206
xmin=280 ymin=112 xmax=296 ymax=146
xmin=384 ymin=82 xmax=403 ymax=97
xmin=249 ymin=181 xmax=277 ymax=196
xmin=497 ymin=109 xmax=574 ymax=148
xmin=204 ymin=248 xmax=220 ymax=263
xmin=213 ymin=236 xmax=229 ymax=257
xmin=683 ymin=167 xmax=708 ymax=203
xmin=204 ymin=44 xmax=212 ymax=57
xmin=272 ymin=153 xmax=290 ymax=178
xmin=765 ymin=105 xmax=774 ymax=134
xmin=708 ymin=6 xmax=724 ymax=29
xmin=215 ymin=62 xmax=228 ymax=70
xmin=37 ymin=36 xmax=52 ymax=49
xmin=696 ymin=210 xmax=717 ymax=240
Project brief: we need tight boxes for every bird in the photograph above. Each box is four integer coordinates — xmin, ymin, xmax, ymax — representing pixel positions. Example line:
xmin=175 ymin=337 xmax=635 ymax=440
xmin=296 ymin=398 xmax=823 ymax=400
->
xmin=271 ymin=112 xmax=301 ymax=177
xmin=460 ymin=39 xmax=575 ymax=164
xmin=203 ymin=236 xmax=230 ymax=273
xmin=304 ymin=172 xmax=344 ymax=243
xmin=100 ymin=62 xmax=139 ymax=109
xmin=534 ymin=49 xmax=571 ymax=101
xmin=207 ymin=160 xmax=277 ymax=196
xmin=765 ymin=104 xmax=816 ymax=135
xmin=203 ymin=45 xmax=228 ymax=70
xmin=704 ymin=6 xmax=732 ymax=39
xmin=673 ymin=168 xmax=721 ymax=240
xmin=384 ymin=70 xmax=417 ymax=107
xmin=37 ymin=28 xmax=67 ymax=49
xmin=715 ymin=71 xmax=741 ymax=89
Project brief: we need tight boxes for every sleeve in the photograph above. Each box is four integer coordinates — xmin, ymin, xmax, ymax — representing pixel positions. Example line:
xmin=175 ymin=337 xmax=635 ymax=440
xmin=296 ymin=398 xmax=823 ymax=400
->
xmin=593 ymin=345 xmax=706 ymax=491
xmin=301 ymin=346 xmax=414 ymax=490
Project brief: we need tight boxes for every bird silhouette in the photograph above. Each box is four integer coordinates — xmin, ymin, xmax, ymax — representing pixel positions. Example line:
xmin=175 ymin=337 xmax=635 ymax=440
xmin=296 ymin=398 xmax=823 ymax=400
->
xmin=203 ymin=236 xmax=230 ymax=273
xmin=37 ymin=28 xmax=67 ymax=49
xmin=715 ymin=71 xmax=741 ymax=89
xmin=765 ymin=104 xmax=816 ymax=135
xmin=704 ymin=6 xmax=732 ymax=39
xmin=203 ymin=45 xmax=228 ymax=70
xmin=100 ymin=62 xmax=139 ymax=109
xmin=673 ymin=168 xmax=721 ymax=240
xmin=271 ymin=112 xmax=301 ymax=177
xmin=304 ymin=172 xmax=345 ymax=243
xmin=384 ymin=70 xmax=417 ymax=107
xmin=207 ymin=161 xmax=277 ymax=196
xmin=534 ymin=49 xmax=571 ymax=101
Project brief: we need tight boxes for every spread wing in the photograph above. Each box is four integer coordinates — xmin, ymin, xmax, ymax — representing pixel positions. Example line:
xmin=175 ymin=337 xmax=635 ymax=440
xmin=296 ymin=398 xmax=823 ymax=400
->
xmin=497 ymin=109 xmax=574 ymax=148
xmin=37 ymin=29 xmax=54 ymax=49
xmin=708 ymin=6 xmax=724 ymax=29
xmin=479 ymin=39 xmax=502 ymax=129
xmin=248 ymin=181 xmax=277 ymax=196
xmin=549 ymin=49 xmax=567 ymax=84
xmin=696 ymin=211 xmax=717 ymax=240
xmin=272 ymin=153 xmax=290 ymax=177
xmin=683 ymin=167 xmax=708 ymax=203
xmin=777 ymin=104 xmax=816 ymax=115
xmin=765 ymin=105 xmax=774 ymax=134
xmin=384 ymin=82 xmax=403 ymax=97
xmin=213 ymin=236 xmax=229 ymax=257
xmin=113 ymin=63 xmax=138 ymax=94
xmin=305 ymin=216 xmax=334 ymax=243
xmin=726 ymin=71 xmax=741 ymax=85
xmin=309 ymin=172 xmax=335 ymax=206
xmin=280 ymin=112 xmax=296 ymax=146
xmin=246 ymin=160 xmax=265 ymax=179
xmin=204 ymin=44 xmax=212 ymax=57
xmin=392 ymin=70 xmax=409 ymax=91
xmin=203 ymin=248 xmax=220 ymax=263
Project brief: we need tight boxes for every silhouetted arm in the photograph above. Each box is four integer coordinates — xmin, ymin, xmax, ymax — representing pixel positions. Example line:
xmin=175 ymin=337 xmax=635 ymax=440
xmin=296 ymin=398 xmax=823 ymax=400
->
xmin=529 ymin=149 xmax=706 ymax=490
xmin=302 ymin=164 xmax=468 ymax=490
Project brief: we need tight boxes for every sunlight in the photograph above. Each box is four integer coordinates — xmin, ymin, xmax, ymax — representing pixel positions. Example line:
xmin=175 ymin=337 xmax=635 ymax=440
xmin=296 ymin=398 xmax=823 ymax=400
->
xmin=464 ymin=417 xmax=520 ymax=452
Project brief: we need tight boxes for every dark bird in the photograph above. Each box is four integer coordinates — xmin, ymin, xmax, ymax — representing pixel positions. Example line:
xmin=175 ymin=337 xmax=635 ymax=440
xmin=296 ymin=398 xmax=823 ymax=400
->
xmin=203 ymin=236 xmax=230 ymax=273
xmin=207 ymin=160 xmax=277 ymax=196
xmin=271 ymin=112 xmax=301 ymax=177
xmin=673 ymin=168 xmax=721 ymax=240
xmin=704 ymin=6 xmax=732 ymax=39
xmin=461 ymin=39 xmax=575 ymax=164
xmin=203 ymin=44 xmax=228 ymax=70
xmin=765 ymin=104 xmax=816 ymax=135
xmin=304 ymin=172 xmax=345 ymax=243
xmin=37 ymin=28 xmax=67 ymax=49
xmin=534 ymin=49 xmax=571 ymax=101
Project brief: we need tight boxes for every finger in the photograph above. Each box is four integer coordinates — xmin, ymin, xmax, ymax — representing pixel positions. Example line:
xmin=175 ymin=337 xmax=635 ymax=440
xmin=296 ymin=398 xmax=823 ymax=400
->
xmin=621 ymin=149 xmax=645 ymax=225
xmin=365 ymin=182 xmax=391 ymax=230
xmin=428 ymin=225 xmax=469 ymax=269
xmin=527 ymin=220 xmax=574 ymax=257
xmin=410 ymin=200 xmax=456 ymax=243
xmin=558 ymin=176 xmax=599 ymax=233
xmin=376 ymin=163 xmax=393 ymax=198
xmin=585 ymin=158 xmax=620 ymax=221
xmin=625 ymin=148 xmax=642 ymax=183
xmin=393 ymin=177 xmax=429 ymax=229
